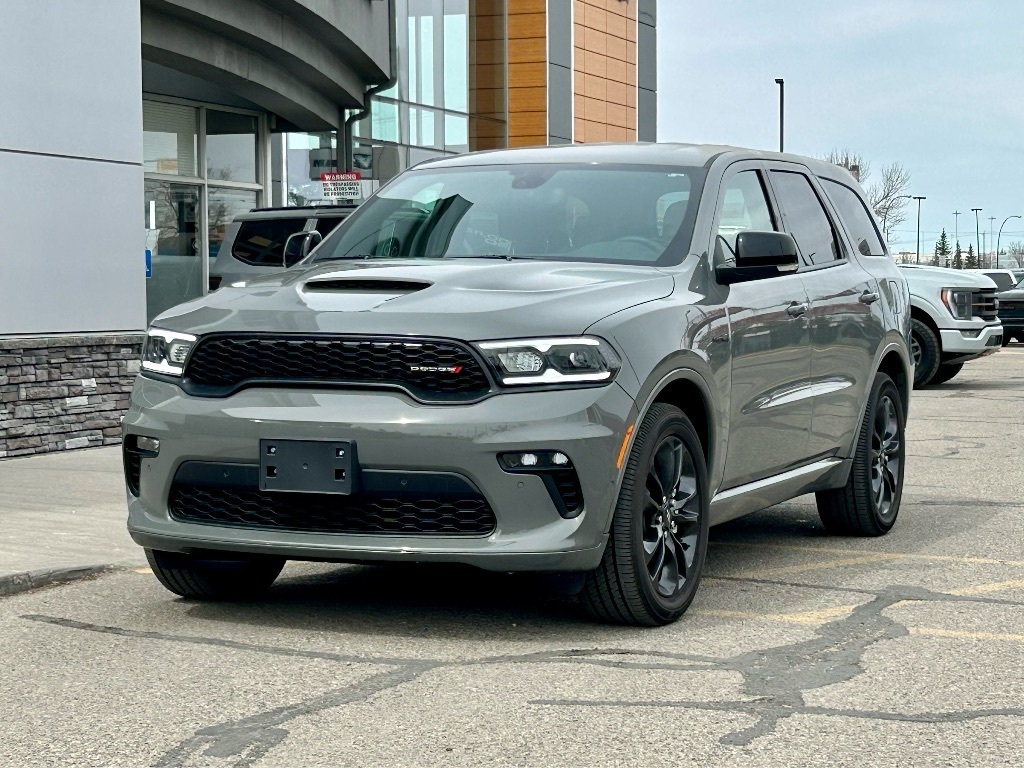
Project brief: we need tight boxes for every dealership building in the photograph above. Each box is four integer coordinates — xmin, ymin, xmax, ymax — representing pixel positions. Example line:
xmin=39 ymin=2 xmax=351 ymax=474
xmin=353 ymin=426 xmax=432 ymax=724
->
xmin=0 ymin=0 xmax=657 ymax=457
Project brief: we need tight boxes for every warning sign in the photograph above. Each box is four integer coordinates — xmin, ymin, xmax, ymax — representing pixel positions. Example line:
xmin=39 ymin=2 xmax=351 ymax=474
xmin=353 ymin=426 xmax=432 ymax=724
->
xmin=321 ymin=171 xmax=362 ymax=199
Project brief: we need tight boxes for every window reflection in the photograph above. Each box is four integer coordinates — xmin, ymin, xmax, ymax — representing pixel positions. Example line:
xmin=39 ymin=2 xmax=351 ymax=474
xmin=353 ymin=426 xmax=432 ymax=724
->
xmin=143 ymin=102 xmax=197 ymax=176
xmin=208 ymin=188 xmax=258 ymax=261
xmin=206 ymin=110 xmax=257 ymax=183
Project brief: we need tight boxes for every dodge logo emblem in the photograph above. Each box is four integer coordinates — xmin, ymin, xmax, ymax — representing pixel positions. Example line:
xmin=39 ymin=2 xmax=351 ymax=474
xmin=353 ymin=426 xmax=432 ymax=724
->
xmin=409 ymin=365 xmax=463 ymax=373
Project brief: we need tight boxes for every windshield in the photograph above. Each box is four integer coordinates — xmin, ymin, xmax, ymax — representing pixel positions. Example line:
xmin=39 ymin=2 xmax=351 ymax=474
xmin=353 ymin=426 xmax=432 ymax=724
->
xmin=313 ymin=163 xmax=705 ymax=266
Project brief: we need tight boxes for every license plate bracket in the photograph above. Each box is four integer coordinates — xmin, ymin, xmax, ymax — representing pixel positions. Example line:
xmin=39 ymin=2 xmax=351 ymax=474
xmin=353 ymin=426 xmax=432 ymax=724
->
xmin=259 ymin=439 xmax=357 ymax=495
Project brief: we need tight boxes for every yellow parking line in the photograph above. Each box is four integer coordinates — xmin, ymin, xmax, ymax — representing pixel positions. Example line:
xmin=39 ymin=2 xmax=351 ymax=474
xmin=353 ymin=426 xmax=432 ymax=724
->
xmin=949 ymin=579 xmax=1024 ymax=596
xmin=133 ymin=567 xmax=152 ymax=575
xmin=730 ymin=553 xmax=901 ymax=580
xmin=911 ymin=626 xmax=1024 ymax=644
xmin=717 ymin=541 xmax=1024 ymax=568
xmin=702 ymin=604 xmax=859 ymax=626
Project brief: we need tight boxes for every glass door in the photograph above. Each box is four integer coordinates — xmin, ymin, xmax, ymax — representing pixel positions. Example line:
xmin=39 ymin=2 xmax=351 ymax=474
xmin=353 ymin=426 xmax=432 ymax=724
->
xmin=144 ymin=181 xmax=203 ymax=322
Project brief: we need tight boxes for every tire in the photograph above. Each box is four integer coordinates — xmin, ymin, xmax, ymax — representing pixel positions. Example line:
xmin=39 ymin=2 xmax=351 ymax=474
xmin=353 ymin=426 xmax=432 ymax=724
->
xmin=815 ymin=373 xmax=905 ymax=536
xmin=146 ymin=549 xmax=285 ymax=600
xmin=582 ymin=403 xmax=710 ymax=626
xmin=910 ymin=318 xmax=941 ymax=387
xmin=928 ymin=362 xmax=963 ymax=385
xmin=1002 ymin=335 xmax=1011 ymax=347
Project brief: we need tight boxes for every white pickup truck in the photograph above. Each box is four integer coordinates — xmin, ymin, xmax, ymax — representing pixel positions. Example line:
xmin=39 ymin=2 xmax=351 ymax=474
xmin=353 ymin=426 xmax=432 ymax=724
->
xmin=899 ymin=265 xmax=1002 ymax=386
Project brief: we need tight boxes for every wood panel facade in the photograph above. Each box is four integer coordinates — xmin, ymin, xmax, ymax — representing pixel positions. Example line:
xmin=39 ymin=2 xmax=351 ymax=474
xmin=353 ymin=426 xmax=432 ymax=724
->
xmin=504 ymin=0 xmax=646 ymax=146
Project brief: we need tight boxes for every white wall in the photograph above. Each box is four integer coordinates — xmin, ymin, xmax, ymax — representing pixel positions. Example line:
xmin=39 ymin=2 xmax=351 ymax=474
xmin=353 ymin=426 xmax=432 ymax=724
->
xmin=0 ymin=0 xmax=145 ymax=335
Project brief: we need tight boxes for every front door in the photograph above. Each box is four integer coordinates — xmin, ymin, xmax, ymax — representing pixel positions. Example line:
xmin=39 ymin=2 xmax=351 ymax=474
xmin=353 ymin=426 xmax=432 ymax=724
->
xmin=715 ymin=164 xmax=815 ymax=490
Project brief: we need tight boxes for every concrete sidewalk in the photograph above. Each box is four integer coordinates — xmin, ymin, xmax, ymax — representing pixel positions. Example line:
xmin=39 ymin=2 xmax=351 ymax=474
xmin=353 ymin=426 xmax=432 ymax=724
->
xmin=0 ymin=447 xmax=143 ymax=589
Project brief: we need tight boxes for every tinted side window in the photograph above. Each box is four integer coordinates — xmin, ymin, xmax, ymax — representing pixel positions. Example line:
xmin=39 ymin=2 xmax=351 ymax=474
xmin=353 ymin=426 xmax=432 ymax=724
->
xmin=821 ymin=179 xmax=886 ymax=257
xmin=770 ymin=171 xmax=843 ymax=265
xmin=314 ymin=217 xmax=347 ymax=237
xmin=716 ymin=170 xmax=775 ymax=258
xmin=231 ymin=218 xmax=309 ymax=266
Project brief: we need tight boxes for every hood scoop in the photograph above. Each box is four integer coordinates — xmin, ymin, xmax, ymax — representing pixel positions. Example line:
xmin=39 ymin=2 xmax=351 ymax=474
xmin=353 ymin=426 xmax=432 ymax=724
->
xmin=303 ymin=278 xmax=432 ymax=295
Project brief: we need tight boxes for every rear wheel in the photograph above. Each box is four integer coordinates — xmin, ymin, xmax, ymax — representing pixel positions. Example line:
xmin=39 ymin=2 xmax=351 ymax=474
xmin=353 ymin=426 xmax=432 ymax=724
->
xmin=928 ymin=362 xmax=963 ymax=385
xmin=146 ymin=549 xmax=285 ymax=600
xmin=816 ymin=373 xmax=905 ymax=536
xmin=910 ymin=318 xmax=941 ymax=387
xmin=582 ymin=404 xmax=710 ymax=626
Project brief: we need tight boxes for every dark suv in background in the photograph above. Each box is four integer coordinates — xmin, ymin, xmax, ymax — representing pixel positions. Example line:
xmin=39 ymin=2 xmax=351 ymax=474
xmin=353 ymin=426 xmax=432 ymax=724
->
xmin=125 ymin=144 xmax=912 ymax=626
xmin=209 ymin=204 xmax=358 ymax=290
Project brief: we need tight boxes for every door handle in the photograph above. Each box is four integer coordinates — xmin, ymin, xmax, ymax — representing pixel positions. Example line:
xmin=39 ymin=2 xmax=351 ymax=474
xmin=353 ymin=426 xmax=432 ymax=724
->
xmin=787 ymin=301 xmax=809 ymax=318
xmin=859 ymin=291 xmax=880 ymax=304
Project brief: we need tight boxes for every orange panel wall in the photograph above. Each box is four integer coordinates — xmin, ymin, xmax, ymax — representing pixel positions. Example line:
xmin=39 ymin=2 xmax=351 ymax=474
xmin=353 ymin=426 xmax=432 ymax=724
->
xmin=573 ymin=0 xmax=638 ymax=143
xmin=506 ymin=1 xmax=547 ymax=146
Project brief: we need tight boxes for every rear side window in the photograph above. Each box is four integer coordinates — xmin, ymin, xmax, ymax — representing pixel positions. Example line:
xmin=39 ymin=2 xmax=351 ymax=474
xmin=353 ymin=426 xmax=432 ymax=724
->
xmin=821 ymin=179 xmax=886 ymax=257
xmin=770 ymin=171 xmax=843 ymax=266
xmin=231 ymin=218 xmax=309 ymax=266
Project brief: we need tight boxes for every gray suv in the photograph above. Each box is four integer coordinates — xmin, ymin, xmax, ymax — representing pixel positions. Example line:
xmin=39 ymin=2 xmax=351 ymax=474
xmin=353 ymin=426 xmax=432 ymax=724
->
xmin=124 ymin=144 xmax=912 ymax=626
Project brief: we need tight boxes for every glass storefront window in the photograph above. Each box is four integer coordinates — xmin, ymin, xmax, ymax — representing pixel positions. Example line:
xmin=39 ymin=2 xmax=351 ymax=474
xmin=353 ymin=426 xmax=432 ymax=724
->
xmin=286 ymin=132 xmax=338 ymax=206
xmin=143 ymin=102 xmax=198 ymax=176
xmin=206 ymin=110 xmax=258 ymax=183
xmin=443 ymin=0 xmax=468 ymax=112
xmin=208 ymin=188 xmax=258 ymax=262
xmin=144 ymin=181 xmax=202 ymax=322
xmin=444 ymin=114 xmax=468 ymax=153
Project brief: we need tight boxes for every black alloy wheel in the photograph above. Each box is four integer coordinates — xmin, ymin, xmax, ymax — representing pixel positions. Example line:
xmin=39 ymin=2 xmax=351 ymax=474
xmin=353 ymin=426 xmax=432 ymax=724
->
xmin=869 ymin=392 xmax=902 ymax=523
xmin=816 ymin=372 xmax=905 ymax=536
xmin=642 ymin=435 xmax=702 ymax=599
xmin=583 ymin=403 xmax=710 ymax=626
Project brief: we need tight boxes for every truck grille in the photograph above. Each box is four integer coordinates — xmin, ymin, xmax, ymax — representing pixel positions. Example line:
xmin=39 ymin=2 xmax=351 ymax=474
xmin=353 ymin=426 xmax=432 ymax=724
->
xmin=182 ymin=335 xmax=492 ymax=402
xmin=973 ymin=288 xmax=999 ymax=321
xmin=998 ymin=299 xmax=1024 ymax=319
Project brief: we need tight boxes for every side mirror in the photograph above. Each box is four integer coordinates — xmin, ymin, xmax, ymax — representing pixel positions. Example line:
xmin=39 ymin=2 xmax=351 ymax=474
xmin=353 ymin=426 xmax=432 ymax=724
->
xmin=283 ymin=231 xmax=323 ymax=267
xmin=716 ymin=231 xmax=800 ymax=285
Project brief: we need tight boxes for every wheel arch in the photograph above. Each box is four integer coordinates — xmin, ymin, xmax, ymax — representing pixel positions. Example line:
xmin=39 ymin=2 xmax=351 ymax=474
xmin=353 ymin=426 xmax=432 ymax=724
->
xmin=605 ymin=366 xmax=720 ymax=538
xmin=875 ymin=345 xmax=911 ymax=419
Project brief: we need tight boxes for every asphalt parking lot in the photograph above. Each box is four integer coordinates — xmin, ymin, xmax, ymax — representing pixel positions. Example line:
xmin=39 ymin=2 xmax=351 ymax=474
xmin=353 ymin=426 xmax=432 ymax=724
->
xmin=1 ymin=347 xmax=1022 ymax=767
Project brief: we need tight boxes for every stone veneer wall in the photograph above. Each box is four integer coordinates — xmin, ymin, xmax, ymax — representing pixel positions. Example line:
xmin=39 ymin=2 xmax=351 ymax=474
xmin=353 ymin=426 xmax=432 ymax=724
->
xmin=0 ymin=333 xmax=145 ymax=458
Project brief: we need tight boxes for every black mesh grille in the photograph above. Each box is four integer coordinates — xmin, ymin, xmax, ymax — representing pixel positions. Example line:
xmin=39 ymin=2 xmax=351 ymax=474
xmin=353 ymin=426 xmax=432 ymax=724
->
xmin=973 ymin=289 xmax=999 ymax=321
xmin=998 ymin=299 xmax=1024 ymax=318
xmin=550 ymin=469 xmax=584 ymax=514
xmin=182 ymin=335 xmax=491 ymax=401
xmin=169 ymin=484 xmax=495 ymax=535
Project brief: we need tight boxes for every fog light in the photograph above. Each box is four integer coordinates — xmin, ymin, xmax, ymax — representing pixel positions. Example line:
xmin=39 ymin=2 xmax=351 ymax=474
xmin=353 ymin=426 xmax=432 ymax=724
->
xmin=552 ymin=452 xmax=569 ymax=466
xmin=136 ymin=436 xmax=160 ymax=455
xmin=520 ymin=453 xmax=539 ymax=466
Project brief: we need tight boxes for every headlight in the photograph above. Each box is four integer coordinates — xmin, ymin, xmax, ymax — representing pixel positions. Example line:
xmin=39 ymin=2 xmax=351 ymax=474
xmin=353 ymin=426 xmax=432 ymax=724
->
xmin=474 ymin=337 xmax=621 ymax=386
xmin=941 ymin=289 xmax=972 ymax=320
xmin=141 ymin=327 xmax=197 ymax=376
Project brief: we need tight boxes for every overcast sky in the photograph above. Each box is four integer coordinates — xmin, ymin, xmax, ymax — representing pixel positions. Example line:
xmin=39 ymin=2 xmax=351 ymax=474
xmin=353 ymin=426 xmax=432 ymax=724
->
xmin=657 ymin=0 xmax=1024 ymax=257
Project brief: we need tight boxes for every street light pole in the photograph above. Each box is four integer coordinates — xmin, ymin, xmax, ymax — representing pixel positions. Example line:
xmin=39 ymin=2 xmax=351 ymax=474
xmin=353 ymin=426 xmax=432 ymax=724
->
xmin=953 ymin=210 xmax=960 ymax=249
xmin=972 ymin=208 xmax=983 ymax=265
xmin=988 ymin=216 xmax=996 ymax=267
xmin=913 ymin=196 xmax=926 ymax=264
xmin=997 ymin=215 xmax=1021 ymax=269
xmin=775 ymin=78 xmax=784 ymax=152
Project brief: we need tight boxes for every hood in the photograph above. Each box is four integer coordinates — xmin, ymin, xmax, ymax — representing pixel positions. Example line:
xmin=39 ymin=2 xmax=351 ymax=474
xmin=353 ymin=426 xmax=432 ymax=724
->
xmin=154 ymin=259 xmax=675 ymax=339
xmin=898 ymin=265 xmax=997 ymax=290
xmin=998 ymin=287 xmax=1024 ymax=301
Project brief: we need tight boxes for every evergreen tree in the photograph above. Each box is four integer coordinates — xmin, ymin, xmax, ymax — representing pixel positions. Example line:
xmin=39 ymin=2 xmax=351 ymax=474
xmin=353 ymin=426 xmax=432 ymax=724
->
xmin=933 ymin=229 xmax=951 ymax=268
xmin=952 ymin=242 xmax=964 ymax=269
xmin=965 ymin=244 xmax=978 ymax=269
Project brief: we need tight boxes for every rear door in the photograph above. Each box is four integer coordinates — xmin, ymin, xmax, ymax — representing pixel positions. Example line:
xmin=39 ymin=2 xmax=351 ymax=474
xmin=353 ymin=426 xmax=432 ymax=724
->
xmin=766 ymin=166 xmax=886 ymax=460
xmin=716 ymin=162 xmax=815 ymax=490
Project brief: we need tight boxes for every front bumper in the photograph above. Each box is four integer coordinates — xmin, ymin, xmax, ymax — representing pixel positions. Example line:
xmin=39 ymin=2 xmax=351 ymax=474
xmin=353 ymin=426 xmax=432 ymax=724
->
xmin=938 ymin=322 xmax=1003 ymax=359
xmin=123 ymin=377 xmax=637 ymax=571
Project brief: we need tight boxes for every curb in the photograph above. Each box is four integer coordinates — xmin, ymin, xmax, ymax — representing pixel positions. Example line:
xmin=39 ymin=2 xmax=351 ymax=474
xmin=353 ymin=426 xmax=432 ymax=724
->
xmin=0 ymin=564 xmax=119 ymax=598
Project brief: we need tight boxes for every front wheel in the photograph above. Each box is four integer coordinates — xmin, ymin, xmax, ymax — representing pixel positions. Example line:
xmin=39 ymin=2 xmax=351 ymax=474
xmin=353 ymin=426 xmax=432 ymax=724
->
xmin=910 ymin=318 xmax=941 ymax=387
xmin=582 ymin=404 xmax=710 ymax=626
xmin=816 ymin=373 xmax=905 ymax=536
xmin=146 ymin=549 xmax=285 ymax=600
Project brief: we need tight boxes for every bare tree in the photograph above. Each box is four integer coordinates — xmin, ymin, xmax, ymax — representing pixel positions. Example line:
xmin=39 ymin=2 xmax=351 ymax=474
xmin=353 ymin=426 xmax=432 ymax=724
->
xmin=823 ymin=148 xmax=911 ymax=243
